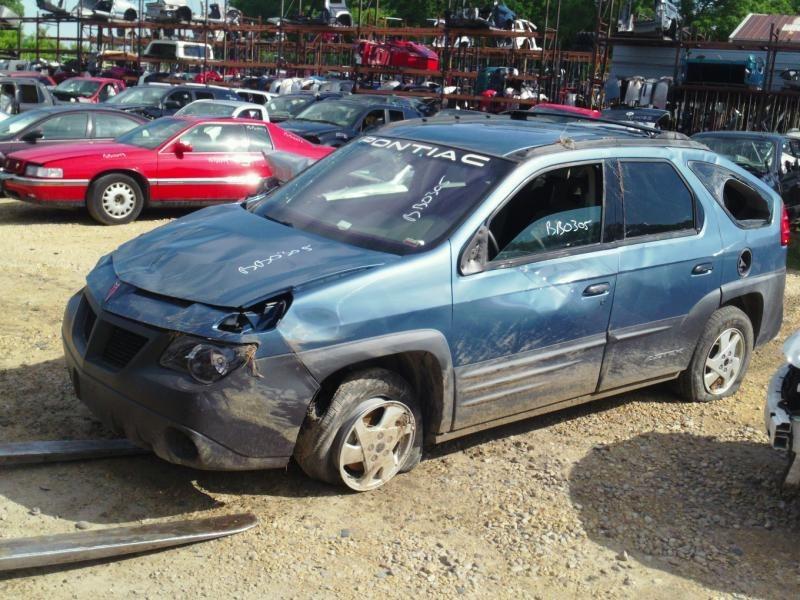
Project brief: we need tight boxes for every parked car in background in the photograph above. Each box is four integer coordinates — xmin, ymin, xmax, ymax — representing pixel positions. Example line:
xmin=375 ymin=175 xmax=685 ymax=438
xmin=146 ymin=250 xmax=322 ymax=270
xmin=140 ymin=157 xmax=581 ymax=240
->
xmin=281 ymin=98 xmax=421 ymax=146
xmin=0 ymin=106 xmax=146 ymax=168
xmin=530 ymin=103 xmax=601 ymax=118
xmin=601 ymin=107 xmax=671 ymax=129
xmin=234 ymin=89 xmax=276 ymax=106
xmin=52 ymin=77 xmax=125 ymax=104
xmin=0 ymin=77 xmax=56 ymax=117
xmin=176 ymin=99 xmax=269 ymax=121
xmin=266 ymin=92 xmax=342 ymax=123
xmin=143 ymin=40 xmax=213 ymax=61
xmin=1 ymin=116 xmax=333 ymax=224
xmin=145 ymin=0 xmax=193 ymax=22
xmin=618 ymin=0 xmax=681 ymax=39
xmin=764 ymin=331 xmax=800 ymax=490
xmin=682 ymin=54 xmax=765 ymax=90
xmin=693 ymin=131 xmax=800 ymax=223
xmin=104 ymin=84 xmax=239 ymax=119
xmin=61 ymin=116 xmax=786 ymax=491
xmin=4 ymin=71 xmax=57 ymax=87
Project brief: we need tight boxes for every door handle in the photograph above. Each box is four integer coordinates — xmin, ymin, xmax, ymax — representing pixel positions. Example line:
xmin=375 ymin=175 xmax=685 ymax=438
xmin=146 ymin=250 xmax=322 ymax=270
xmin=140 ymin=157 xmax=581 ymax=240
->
xmin=583 ymin=282 xmax=610 ymax=297
xmin=692 ymin=262 xmax=713 ymax=275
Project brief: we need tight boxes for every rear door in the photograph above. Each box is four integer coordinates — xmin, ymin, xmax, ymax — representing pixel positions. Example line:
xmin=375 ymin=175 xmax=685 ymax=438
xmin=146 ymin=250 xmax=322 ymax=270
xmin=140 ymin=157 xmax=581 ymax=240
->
xmin=155 ymin=122 xmax=263 ymax=202
xmin=91 ymin=112 xmax=142 ymax=141
xmin=452 ymin=160 xmax=619 ymax=428
xmin=37 ymin=112 xmax=90 ymax=144
xmin=598 ymin=158 xmax=722 ymax=391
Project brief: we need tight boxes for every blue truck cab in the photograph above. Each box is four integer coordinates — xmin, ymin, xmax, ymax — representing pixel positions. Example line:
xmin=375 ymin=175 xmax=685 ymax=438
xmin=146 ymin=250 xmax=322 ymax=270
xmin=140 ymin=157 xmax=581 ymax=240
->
xmin=62 ymin=115 xmax=787 ymax=491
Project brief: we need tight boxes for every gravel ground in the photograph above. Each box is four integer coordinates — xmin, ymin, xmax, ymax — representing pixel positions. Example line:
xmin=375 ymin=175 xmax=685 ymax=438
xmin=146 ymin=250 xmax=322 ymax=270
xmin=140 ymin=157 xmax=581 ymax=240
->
xmin=0 ymin=198 xmax=798 ymax=599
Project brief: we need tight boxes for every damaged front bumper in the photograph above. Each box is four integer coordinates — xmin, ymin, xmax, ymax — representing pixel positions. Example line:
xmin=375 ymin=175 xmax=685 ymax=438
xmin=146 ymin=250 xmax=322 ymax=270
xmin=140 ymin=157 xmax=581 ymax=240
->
xmin=62 ymin=288 xmax=320 ymax=471
xmin=764 ymin=363 xmax=800 ymax=488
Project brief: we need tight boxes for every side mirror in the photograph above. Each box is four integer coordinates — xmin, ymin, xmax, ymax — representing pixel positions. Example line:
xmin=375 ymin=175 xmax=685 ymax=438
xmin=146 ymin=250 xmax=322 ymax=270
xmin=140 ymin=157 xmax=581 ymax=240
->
xmin=460 ymin=225 xmax=490 ymax=275
xmin=173 ymin=140 xmax=192 ymax=156
xmin=21 ymin=129 xmax=44 ymax=143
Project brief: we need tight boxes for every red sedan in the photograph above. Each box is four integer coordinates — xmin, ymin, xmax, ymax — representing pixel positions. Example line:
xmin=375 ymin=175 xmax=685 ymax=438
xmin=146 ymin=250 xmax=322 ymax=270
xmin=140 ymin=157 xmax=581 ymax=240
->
xmin=1 ymin=117 xmax=333 ymax=224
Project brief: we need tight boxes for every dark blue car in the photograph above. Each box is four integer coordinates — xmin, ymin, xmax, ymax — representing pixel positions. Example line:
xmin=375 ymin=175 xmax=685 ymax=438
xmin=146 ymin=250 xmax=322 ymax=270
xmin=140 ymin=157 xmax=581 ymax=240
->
xmin=63 ymin=115 xmax=788 ymax=491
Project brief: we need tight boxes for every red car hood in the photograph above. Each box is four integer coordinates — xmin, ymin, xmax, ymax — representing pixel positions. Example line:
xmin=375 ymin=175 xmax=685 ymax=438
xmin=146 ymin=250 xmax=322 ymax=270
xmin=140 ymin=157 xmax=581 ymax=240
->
xmin=7 ymin=142 xmax=147 ymax=164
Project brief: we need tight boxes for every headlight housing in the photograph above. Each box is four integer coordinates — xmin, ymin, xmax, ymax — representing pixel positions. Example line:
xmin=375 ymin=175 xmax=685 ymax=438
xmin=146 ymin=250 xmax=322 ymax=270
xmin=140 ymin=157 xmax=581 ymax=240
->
xmin=160 ymin=336 xmax=257 ymax=384
xmin=25 ymin=165 xmax=63 ymax=179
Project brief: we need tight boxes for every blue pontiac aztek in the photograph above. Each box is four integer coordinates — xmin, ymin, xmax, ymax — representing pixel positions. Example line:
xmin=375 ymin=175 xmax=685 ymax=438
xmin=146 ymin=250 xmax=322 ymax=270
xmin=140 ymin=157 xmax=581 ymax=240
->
xmin=63 ymin=115 xmax=787 ymax=491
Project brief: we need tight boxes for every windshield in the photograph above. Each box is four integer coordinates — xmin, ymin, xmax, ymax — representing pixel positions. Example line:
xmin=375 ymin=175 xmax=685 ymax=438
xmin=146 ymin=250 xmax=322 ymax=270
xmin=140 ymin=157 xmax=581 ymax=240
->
xmin=0 ymin=110 xmax=44 ymax=137
xmin=54 ymin=79 xmax=101 ymax=98
xmin=267 ymin=96 xmax=313 ymax=117
xmin=176 ymin=102 xmax=236 ymax=117
xmin=293 ymin=102 xmax=361 ymax=127
xmin=249 ymin=136 xmax=513 ymax=254
xmin=698 ymin=136 xmax=776 ymax=174
xmin=116 ymin=118 xmax=186 ymax=149
xmin=107 ymin=87 xmax=165 ymax=106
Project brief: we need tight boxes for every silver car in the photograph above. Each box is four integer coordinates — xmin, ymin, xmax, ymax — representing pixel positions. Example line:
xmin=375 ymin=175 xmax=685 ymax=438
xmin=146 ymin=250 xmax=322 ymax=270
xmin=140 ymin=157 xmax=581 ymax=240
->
xmin=765 ymin=332 xmax=800 ymax=490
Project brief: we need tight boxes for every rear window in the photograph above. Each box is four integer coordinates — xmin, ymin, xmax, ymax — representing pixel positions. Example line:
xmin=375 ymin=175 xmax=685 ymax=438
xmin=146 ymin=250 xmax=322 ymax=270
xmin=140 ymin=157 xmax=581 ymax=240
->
xmin=689 ymin=161 xmax=772 ymax=227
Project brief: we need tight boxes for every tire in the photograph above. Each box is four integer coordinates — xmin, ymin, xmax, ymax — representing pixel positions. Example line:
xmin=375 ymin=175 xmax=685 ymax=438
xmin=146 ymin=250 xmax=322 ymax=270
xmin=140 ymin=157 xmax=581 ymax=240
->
xmin=124 ymin=9 xmax=137 ymax=21
xmin=677 ymin=306 xmax=754 ymax=402
xmin=294 ymin=368 xmax=423 ymax=491
xmin=87 ymin=174 xmax=144 ymax=225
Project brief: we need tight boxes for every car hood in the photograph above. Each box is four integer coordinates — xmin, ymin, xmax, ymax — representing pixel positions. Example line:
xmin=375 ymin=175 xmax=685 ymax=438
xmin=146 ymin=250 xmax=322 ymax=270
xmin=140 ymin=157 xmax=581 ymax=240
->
xmin=111 ymin=203 xmax=395 ymax=308
xmin=281 ymin=120 xmax=346 ymax=137
xmin=7 ymin=141 xmax=146 ymax=164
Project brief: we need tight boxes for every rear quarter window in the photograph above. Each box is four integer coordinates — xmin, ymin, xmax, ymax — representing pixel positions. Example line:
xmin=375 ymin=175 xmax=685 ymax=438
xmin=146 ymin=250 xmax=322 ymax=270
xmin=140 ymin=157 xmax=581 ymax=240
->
xmin=689 ymin=161 xmax=772 ymax=228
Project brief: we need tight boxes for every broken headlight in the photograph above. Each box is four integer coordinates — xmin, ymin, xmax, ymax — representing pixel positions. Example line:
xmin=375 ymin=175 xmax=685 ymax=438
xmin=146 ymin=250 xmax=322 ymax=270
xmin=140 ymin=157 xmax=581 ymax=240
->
xmin=160 ymin=337 xmax=256 ymax=384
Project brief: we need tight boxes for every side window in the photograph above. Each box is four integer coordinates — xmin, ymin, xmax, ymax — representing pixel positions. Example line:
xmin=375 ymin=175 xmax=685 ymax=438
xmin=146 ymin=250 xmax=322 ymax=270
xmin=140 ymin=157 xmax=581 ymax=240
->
xmin=488 ymin=163 xmax=604 ymax=262
xmin=166 ymin=90 xmax=193 ymax=108
xmin=39 ymin=113 xmax=89 ymax=139
xmin=620 ymin=161 xmax=695 ymax=238
xmin=689 ymin=161 xmax=771 ymax=226
xmin=94 ymin=113 xmax=140 ymax=138
xmin=20 ymin=84 xmax=39 ymax=103
xmin=98 ymin=84 xmax=117 ymax=102
xmin=194 ymin=91 xmax=214 ymax=100
xmin=362 ymin=109 xmax=386 ymax=131
xmin=245 ymin=124 xmax=273 ymax=150
xmin=389 ymin=109 xmax=404 ymax=122
xmin=179 ymin=123 xmax=249 ymax=152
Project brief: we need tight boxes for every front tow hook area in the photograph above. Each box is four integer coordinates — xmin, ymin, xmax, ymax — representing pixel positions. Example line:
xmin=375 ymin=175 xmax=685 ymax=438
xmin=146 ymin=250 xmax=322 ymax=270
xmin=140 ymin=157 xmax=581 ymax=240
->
xmin=765 ymin=364 xmax=800 ymax=489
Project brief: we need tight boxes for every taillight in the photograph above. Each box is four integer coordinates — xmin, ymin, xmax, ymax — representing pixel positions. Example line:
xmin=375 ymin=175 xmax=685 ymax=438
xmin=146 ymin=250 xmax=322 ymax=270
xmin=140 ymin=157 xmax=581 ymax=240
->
xmin=781 ymin=204 xmax=791 ymax=247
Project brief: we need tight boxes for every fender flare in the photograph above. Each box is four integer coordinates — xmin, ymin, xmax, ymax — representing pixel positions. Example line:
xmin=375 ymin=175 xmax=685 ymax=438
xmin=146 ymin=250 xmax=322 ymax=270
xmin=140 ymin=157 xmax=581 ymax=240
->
xmin=296 ymin=329 xmax=455 ymax=434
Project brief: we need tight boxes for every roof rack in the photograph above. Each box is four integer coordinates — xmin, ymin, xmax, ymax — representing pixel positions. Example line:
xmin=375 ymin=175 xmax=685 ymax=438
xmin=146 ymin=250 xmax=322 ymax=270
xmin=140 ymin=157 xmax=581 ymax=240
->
xmin=507 ymin=109 xmax=676 ymax=138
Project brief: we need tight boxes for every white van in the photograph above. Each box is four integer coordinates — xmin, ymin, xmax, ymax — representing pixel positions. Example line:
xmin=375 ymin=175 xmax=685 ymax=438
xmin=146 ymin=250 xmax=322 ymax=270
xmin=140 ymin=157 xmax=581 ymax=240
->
xmin=143 ymin=40 xmax=214 ymax=61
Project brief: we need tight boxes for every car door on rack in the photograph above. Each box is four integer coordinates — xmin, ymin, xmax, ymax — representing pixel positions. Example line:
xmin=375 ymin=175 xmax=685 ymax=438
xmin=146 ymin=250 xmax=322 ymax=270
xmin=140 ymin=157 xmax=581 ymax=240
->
xmin=451 ymin=160 xmax=620 ymax=429
xmin=598 ymin=158 xmax=722 ymax=391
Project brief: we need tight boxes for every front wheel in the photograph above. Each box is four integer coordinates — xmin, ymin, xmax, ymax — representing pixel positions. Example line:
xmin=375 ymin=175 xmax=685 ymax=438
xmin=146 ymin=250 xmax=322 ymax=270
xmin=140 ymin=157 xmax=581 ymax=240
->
xmin=87 ymin=174 xmax=144 ymax=225
xmin=677 ymin=306 xmax=753 ymax=402
xmin=294 ymin=368 xmax=423 ymax=491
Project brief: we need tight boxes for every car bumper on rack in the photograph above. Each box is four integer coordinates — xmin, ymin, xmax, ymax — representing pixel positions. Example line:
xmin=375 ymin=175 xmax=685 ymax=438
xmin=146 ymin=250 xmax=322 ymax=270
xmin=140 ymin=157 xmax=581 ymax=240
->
xmin=62 ymin=289 xmax=320 ymax=471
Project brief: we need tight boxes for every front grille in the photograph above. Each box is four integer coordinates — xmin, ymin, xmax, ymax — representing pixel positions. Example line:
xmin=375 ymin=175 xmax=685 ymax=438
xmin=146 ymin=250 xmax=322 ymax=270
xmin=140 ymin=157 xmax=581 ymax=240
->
xmin=4 ymin=158 xmax=24 ymax=175
xmin=101 ymin=326 xmax=148 ymax=368
xmin=83 ymin=304 xmax=97 ymax=342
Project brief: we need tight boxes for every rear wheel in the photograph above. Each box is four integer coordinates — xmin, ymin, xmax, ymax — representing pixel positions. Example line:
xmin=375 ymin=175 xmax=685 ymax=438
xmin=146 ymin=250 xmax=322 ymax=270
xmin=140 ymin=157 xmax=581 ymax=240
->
xmin=294 ymin=368 xmax=422 ymax=491
xmin=87 ymin=174 xmax=144 ymax=225
xmin=123 ymin=8 xmax=137 ymax=21
xmin=677 ymin=306 xmax=753 ymax=402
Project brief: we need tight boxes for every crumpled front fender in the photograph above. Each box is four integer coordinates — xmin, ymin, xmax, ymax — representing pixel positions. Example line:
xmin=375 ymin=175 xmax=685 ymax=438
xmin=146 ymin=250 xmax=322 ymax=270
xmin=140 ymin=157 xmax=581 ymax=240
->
xmin=783 ymin=331 xmax=800 ymax=368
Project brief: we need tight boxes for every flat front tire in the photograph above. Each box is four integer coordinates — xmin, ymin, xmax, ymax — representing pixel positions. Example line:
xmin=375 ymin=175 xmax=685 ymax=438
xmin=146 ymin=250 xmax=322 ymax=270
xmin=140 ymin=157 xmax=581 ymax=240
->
xmin=87 ymin=174 xmax=144 ymax=225
xmin=294 ymin=368 xmax=423 ymax=491
xmin=677 ymin=306 xmax=753 ymax=402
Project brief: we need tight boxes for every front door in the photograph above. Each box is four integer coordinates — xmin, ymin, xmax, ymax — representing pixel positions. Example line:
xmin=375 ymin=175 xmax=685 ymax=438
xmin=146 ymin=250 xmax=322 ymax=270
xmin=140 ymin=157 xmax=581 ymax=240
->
xmin=598 ymin=158 xmax=722 ymax=391
xmin=155 ymin=122 xmax=265 ymax=202
xmin=451 ymin=161 xmax=619 ymax=429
